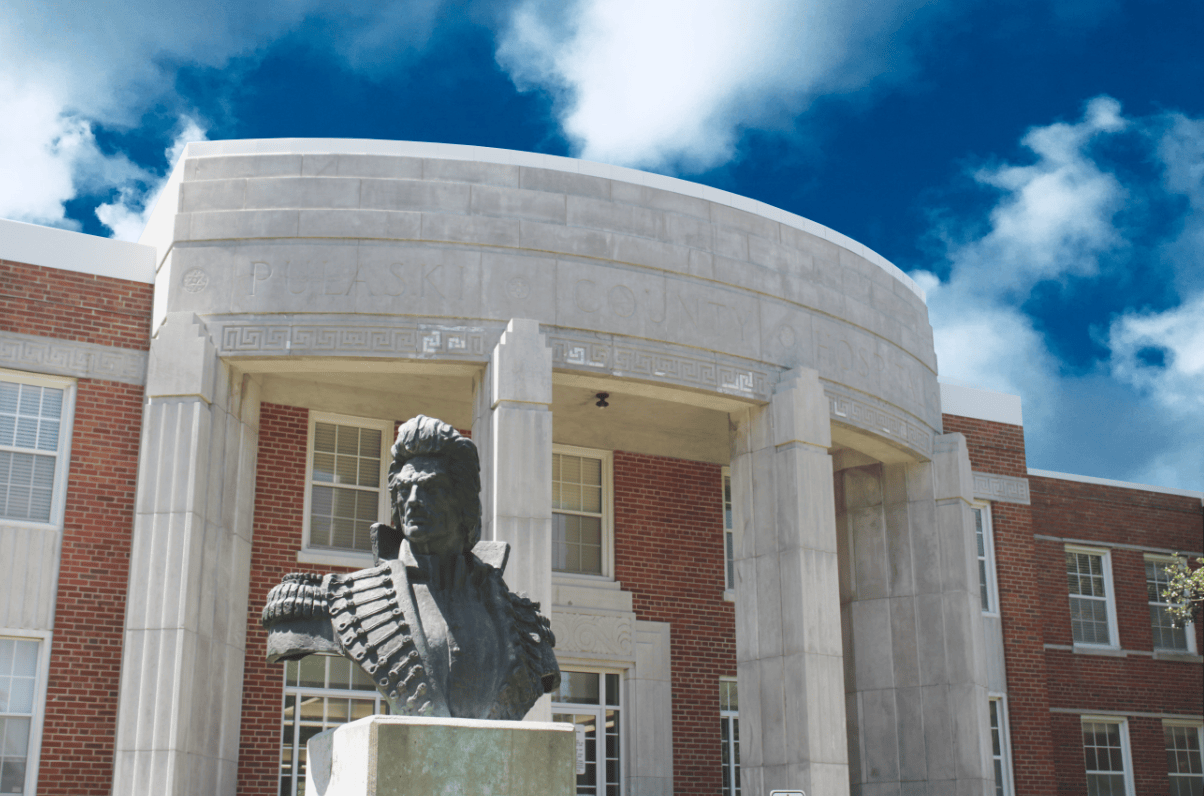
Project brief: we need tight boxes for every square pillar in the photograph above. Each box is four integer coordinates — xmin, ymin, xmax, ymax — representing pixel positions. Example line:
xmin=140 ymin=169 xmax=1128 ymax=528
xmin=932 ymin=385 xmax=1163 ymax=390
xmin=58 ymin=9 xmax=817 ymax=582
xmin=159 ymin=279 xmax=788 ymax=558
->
xmin=112 ymin=312 xmax=261 ymax=796
xmin=836 ymin=432 xmax=992 ymax=795
xmin=472 ymin=319 xmax=554 ymax=720
xmin=730 ymin=367 xmax=850 ymax=796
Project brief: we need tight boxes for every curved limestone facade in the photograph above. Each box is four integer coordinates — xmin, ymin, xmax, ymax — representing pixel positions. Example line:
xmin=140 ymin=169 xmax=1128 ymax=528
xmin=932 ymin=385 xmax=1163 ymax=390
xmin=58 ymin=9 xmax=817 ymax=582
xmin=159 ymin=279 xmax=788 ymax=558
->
xmin=114 ymin=140 xmax=990 ymax=796
xmin=145 ymin=139 xmax=939 ymax=462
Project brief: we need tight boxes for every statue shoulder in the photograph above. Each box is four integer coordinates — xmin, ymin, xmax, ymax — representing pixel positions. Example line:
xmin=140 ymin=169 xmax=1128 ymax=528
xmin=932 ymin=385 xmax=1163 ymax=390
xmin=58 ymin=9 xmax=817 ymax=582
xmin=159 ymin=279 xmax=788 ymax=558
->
xmin=261 ymin=572 xmax=331 ymax=627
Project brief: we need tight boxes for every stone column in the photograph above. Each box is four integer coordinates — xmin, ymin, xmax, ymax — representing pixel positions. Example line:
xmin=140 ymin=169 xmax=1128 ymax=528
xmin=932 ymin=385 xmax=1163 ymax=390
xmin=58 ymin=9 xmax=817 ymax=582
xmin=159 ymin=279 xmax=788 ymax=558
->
xmin=836 ymin=432 xmax=991 ymax=795
xmin=112 ymin=313 xmax=261 ymax=796
xmin=729 ymin=367 xmax=850 ymax=796
xmin=472 ymin=318 xmax=554 ymax=720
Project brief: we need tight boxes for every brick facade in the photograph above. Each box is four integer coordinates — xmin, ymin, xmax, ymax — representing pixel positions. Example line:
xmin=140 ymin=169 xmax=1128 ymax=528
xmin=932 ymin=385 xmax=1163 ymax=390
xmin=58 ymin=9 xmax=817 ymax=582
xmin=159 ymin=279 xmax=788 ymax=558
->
xmin=612 ymin=451 xmax=735 ymax=796
xmin=943 ymin=412 xmax=1204 ymax=796
xmin=1 ymin=259 xmax=153 ymax=350
xmin=1 ymin=254 xmax=155 ymax=795
xmin=35 ymin=379 xmax=146 ymax=795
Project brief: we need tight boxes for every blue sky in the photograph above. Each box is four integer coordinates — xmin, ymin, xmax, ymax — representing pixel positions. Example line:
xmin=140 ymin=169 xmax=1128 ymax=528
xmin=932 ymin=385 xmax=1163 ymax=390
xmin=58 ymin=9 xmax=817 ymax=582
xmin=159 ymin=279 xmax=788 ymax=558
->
xmin=2 ymin=0 xmax=1201 ymax=490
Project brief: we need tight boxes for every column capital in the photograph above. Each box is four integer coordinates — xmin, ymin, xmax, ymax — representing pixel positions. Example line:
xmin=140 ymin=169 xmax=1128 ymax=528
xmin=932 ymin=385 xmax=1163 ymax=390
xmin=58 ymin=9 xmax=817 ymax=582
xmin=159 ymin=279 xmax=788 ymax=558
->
xmin=490 ymin=318 xmax=552 ymax=408
xmin=933 ymin=432 xmax=975 ymax=503
xmin=145 ymin=312 xmax=217 ymax=402
xmin=771 ymin=366 xmax=831 ymax=450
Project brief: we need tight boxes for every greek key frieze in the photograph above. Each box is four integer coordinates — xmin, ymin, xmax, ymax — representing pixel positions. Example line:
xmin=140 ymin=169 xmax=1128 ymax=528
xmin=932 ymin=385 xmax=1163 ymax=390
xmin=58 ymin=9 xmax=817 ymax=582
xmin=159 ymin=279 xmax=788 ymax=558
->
xmin=0 ymin=331 xmax=147 ymax=385
xmin=972 ymin=472 xmax=1031 ymax=505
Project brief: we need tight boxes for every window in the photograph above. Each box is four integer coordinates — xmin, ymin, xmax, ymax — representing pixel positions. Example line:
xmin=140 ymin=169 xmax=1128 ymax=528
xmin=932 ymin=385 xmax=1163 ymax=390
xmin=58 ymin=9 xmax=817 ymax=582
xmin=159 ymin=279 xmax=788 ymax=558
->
xmin=722 ymin=469 xmax=735 ymax=592
xmin=304 ymin=413 xmax=391 ymax=555
xmin=0 ymin=637 xmax=41 ymax=794
xmin=279 ymin=655 xmax=387 ymax=796
xmin=552 ymin=670 xmax=622 ymax=796
xmin=989 ymin=696 xmax=1014 ymax=796
xmin=0 ymin=372 xmax=74 ymax=525
xmin=720 ymin=678 xmax=741 ymax=796
xmin=552 ymin=447 xmax=612 ymax=578
xmin=974 ymin=504 xmax=999 ymax=614
xmin=1147 ymin=555 xmax=1196 ymax=652
xmin=1082 ymin=717 xmax=1134 ymax=796
xmin=1164 ymin=722 xmax=1203 ymax=796
xmin=1066 ymin=547 xmax=1118 ymax=647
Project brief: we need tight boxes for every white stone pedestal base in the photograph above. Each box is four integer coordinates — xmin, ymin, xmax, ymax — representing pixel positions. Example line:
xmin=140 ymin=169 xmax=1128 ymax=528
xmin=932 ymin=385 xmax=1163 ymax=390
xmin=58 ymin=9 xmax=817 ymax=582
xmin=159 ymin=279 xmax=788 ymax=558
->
xmin=306 ymin=715 xmax=576 ymax=796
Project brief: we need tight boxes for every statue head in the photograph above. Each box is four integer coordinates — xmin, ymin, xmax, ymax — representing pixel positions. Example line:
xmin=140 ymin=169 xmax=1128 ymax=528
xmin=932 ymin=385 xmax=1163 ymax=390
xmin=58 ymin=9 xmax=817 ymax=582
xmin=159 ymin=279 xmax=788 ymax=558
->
xmin=387 ymin=415 xmax=481 ymax=556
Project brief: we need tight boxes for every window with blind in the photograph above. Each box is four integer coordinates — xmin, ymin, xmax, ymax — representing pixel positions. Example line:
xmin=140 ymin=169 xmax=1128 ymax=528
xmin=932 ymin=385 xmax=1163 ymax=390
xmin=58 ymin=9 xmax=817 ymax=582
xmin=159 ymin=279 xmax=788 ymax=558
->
xmin=552 ymin=447 xmax=611 ymax=577
xmin=0 ymin=372 xmax=73 ymax=525
xmin=1066 ymin=546 xmax=1118 ymax=648
xmin=305 ymin=413 xmax=391 ymax=555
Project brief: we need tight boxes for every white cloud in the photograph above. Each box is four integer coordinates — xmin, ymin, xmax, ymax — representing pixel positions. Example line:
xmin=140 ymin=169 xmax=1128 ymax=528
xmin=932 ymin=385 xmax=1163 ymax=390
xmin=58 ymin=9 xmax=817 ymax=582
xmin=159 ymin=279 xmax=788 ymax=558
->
xmin=920 ymin=98 xmax=1204 ymax=489
xmin=95 ymin=117 xmax=208 ymax=241
xmin=0 ymin=1 xmax=451 ymax=232
xmin=497 ymin=0 xmax=943 ymax=171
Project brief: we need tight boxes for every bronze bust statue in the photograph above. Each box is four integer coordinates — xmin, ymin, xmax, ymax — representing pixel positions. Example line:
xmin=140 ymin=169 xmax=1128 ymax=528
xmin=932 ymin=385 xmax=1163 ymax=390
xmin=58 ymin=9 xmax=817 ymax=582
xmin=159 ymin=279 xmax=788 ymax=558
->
xmin=261 ymin=415 xmax=560 ymax=720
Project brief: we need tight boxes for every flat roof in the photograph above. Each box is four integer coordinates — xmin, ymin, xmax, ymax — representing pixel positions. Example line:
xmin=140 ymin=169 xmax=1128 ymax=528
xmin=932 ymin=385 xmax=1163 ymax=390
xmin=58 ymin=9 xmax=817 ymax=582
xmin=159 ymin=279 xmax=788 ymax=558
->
xmin=939 ymin=380 xmax=1023 ymax=426
xmin=1027 ymin=468 xmax=1204 ymax=501
xmin=0 ymin=217 xmax=155 ymax=283
xmin=176 ymin=138 xmax=925 ymax=302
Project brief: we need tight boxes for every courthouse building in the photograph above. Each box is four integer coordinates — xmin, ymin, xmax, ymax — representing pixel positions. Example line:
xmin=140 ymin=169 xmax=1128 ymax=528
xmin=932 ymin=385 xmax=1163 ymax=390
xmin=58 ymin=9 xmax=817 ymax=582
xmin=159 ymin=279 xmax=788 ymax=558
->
xmin=0 ymin=140 xmax=1200 ymax=796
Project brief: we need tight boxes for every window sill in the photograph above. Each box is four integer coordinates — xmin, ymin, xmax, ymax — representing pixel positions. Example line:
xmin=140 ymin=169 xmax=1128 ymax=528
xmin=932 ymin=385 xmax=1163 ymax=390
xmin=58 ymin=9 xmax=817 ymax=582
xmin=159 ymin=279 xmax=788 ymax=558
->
xmin=552 ymin=572 xmax=617 ymax=587
xmin=723 ymin=589 xmax=735 ymax=603
xmin=1153 ymin=650 xmax=1203 ymax=664
xmin=297 ymin=548 xmax=374 ymax=569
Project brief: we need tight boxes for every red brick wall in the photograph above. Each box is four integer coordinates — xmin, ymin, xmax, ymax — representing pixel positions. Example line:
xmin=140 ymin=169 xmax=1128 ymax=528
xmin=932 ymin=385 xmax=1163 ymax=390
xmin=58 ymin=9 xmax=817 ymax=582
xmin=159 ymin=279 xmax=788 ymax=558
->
xmin=1030 ymin=474 xmax=1203 ymax=796
xmin=990 ymin=500 xmax=1058 ymax=794
xmin=236 ymin=404 xmax=370 ymax=795
xmin=1 ymin=259 xmax=153 ymax=350
xmin=941 ymin=414 xmax=1027 ymax=478
xmin=612 ymin=451 xmax=734 ymax=796
xmin=37 ymin=379 xmax=145 ymax=795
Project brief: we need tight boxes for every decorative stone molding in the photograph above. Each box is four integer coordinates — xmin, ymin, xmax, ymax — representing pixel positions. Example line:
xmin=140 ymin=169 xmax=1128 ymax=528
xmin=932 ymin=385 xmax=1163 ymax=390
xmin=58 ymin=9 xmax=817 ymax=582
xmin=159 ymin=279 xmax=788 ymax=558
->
xmin=825 ymin=385 xmax=934 ymax=457
xmin=547 ymin=331 xmax=773 ymax=402
xmin=214 ymin=320 xmax=494 ymax=360
xmin=551 ymin=611 xmax=635 ymax=659
xmin=0 ymin=330 xmax=147 ymax=385
xmin=972 ymin=471 xmax=1031 ymax=505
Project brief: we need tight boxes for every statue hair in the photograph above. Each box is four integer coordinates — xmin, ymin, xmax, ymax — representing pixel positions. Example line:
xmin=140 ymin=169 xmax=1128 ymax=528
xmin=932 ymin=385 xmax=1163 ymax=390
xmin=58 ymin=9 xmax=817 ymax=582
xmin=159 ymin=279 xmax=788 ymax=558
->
xmin=387 ymin=415 xmax=482 ymax=551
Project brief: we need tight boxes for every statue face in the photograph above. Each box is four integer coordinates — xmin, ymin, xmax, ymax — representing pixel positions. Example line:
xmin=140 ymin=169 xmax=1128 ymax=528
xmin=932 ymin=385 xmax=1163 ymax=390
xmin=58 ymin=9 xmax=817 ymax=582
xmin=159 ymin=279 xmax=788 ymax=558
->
xmin=395 ymin=455 xmax=464 ymax=557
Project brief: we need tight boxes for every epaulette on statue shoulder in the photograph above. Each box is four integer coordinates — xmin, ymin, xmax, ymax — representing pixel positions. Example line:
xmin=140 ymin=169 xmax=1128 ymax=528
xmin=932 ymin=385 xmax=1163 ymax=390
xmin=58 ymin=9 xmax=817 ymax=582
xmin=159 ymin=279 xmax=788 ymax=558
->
xmin=261 ymin=572 xmax=330 ymax=628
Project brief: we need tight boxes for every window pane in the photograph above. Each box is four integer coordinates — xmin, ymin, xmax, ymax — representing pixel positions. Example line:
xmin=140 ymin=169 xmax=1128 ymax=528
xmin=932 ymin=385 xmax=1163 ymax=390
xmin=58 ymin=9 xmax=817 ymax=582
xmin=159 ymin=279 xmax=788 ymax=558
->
xmin=553 ymin=671 xmax=600 ymax=705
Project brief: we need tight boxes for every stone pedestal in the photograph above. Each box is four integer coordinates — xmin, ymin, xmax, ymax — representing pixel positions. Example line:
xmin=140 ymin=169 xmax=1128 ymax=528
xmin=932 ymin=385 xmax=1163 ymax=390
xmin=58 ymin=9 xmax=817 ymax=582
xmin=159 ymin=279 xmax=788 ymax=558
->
xmin=306 ymin=716 xmax=575 ymax=796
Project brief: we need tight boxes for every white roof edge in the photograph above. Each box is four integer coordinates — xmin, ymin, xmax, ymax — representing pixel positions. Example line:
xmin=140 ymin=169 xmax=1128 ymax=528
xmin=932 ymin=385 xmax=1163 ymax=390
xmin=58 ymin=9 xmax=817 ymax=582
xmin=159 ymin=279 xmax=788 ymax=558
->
xmin=178 ymin=139 xmax=926 ymax=303
xmin=0 ymin=217 xmax=155 ymax=284
xmin=1027 ymin=468 xmax=1204 ymax=501
xmin=938 ymin=380 xmax=1023 ymax=426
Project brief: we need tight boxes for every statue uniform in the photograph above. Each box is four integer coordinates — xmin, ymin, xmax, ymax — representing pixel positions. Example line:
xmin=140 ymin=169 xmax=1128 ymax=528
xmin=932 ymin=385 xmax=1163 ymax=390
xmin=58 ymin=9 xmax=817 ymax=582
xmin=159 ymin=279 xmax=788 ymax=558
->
xmin=261 ymin=538 xmax=559 ymax=721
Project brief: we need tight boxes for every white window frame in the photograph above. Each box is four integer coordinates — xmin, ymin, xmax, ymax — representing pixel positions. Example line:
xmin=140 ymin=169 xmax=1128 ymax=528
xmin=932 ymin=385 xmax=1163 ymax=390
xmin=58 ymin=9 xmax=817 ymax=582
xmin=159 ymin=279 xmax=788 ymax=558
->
xmin=551 ymin=666 xmax=624 ymax=796
xmin=0 ymin=629 xmax=52 ymax=796
xmin=298 ymin=411 xmax=392 ymax=568
xmin=551 ymin=444 xmax=614 ymax=582
xmin=278 ymin=654 xmax=388 ymax=796
xmin=722 ymin=467 xmax=735 ymax=598
xmin=1065 ymin=545 xmax=1121 ymax=650
xmin=974 ymin=502 xmax=1000 ymax=616
xmin=0 ymin=368 xmax=76 ymax=529
xmin=1163 ymin=719 xmax=1204 ymax=796
xmin=1081 ymin=715 xmax=1135 ymax=796
xmin=720 ymin=676 xmax=740 ymax=796
xmin=1145 ymin=553 xmax=1198 ymax=654
xmin=988 ymin=694 xmax=1015 ymax=796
